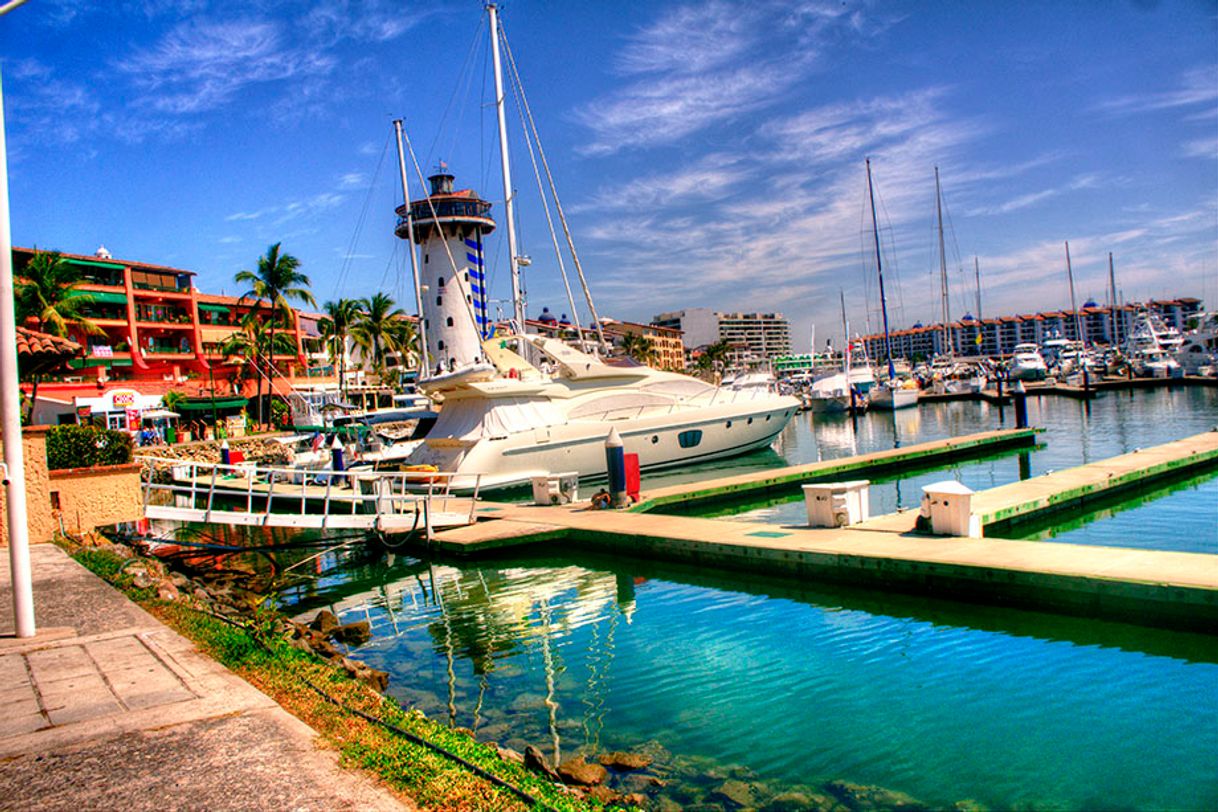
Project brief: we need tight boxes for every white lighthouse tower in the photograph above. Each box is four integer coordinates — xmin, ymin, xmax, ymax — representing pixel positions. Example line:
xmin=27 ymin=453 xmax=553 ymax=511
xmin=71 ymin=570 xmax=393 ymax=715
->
xmin=394 ymin=168 xmax=495 ymax=374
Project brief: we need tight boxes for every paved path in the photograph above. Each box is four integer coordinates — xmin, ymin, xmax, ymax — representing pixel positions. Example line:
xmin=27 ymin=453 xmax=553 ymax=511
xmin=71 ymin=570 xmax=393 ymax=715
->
xmin=0 ymin=543 xmax=410 ymax=811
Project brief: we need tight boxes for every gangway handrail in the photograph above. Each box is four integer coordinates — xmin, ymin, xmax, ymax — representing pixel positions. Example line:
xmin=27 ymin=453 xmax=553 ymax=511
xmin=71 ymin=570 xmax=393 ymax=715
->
xmin=138 ymin=457 xmax=483 ymax=534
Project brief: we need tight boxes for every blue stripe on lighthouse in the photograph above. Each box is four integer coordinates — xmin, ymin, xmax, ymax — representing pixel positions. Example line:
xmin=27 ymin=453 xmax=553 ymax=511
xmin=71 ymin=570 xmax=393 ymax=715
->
xmin=470 ymin=284 xmax=484 ymax=297
xmin=466 ymin=252 xmax=482 ymax=265
xmin=464 ymin=238 xmax=481 ymax=251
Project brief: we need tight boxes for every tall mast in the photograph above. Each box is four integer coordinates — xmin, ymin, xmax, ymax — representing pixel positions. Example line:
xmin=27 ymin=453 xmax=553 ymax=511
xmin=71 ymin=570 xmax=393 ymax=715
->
xmin=487 ymin=3 xmax=525 ymax=336
xmin=839 ymin=289 xmax=850 ymax=375
xmin=392 ymin=120 xmax=428 ymax=381
xmin=1064 ymin=240 xmax=1084 ymax=347
xmin=974 ymin=256 xmax=982 ymax=320
xmin=935 ymin=166 xmax=951 ymax=356
xmin=1108 ymin=252 xmax=1120 ymax=348
xmin=867 ymin=158 xmax=896 ymax=381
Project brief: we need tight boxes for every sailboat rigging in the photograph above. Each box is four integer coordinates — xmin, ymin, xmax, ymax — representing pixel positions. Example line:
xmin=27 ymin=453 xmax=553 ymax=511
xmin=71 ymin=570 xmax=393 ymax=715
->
xmin=865 ymin=159 xmax=918 ymax=411
xmin=385 ymin=4 xmax=800 ymax=491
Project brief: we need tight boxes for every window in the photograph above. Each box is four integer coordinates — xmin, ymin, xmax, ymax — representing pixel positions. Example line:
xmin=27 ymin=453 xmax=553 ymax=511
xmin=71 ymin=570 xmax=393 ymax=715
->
xmin=438 ymin=340 xmax=445 ymax=350
xmin=424 ymin=254 xmax=429 ymax=264
xmin=725 ymin=420 xmax=732 ymax=429
xmin=436 ymin=296 xmax=443 ymax=306
xmin=438 ymin=276 xmax=445 ymax=287
xmin=678 ymin=430 xmax=702 ymax=449
xmin=446 ymin=317 xmax=454 ymax=327
xmin=650 ymin=435 xmax=659 ymax=444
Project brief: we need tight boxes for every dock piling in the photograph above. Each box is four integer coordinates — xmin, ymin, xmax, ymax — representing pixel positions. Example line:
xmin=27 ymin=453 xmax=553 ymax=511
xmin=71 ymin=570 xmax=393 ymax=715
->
xmin=1012 ymin=381 xmax=1029 ymax=428
xmin=605 ymin=428 xmax=628 ymax=508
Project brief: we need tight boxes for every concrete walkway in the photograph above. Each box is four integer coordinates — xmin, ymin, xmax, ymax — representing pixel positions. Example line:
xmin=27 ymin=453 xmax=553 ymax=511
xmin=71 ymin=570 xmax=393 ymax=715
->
xmin=0 ymin=543 xmax=410 ymax=811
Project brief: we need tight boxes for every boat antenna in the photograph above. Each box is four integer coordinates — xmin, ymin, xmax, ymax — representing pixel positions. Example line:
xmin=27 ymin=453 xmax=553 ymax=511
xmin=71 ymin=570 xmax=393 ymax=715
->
xmin=487 ymin=3 xmax=526 ymax=341
xmin=393 ymin=120 xmax=428 ymax=381
xmin=866 ymin=158 xmax=896 ymax=381
xmin=1107 ymin=252 xmax=1120 ymax=348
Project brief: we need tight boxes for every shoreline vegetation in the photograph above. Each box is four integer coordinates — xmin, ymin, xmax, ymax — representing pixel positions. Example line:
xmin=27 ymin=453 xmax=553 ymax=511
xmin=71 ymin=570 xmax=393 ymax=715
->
xmin=62 ymin=533 xmax=604 ymax=812
xmin=62 ymin=531 xmax=978 ymax=812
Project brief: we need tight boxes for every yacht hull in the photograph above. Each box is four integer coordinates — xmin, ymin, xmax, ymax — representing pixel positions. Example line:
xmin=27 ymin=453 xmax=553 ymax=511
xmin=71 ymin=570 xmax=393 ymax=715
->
xmin=409 ymin=397 xmax=800 ymax=492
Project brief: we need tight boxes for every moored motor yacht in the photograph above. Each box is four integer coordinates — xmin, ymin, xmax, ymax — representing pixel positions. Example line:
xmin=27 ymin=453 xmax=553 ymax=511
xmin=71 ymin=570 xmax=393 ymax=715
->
xmin=1008 ymin=343 xmax=1048 ymax=381
xmin=404 ymin=334 xmax=799 ymax=491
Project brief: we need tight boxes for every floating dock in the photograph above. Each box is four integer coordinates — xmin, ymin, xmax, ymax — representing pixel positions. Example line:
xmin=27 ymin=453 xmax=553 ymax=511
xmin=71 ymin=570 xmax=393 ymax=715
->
xmin=634 ymin=428 xmax=1039 ymax=513
xmin=432 ymin=429 xmax=1218 ymax=632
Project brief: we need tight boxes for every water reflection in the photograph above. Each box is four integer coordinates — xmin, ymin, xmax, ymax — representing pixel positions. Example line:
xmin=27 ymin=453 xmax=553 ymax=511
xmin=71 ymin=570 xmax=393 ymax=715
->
xmin=276 ymin=545 xmax=1218 ymax=811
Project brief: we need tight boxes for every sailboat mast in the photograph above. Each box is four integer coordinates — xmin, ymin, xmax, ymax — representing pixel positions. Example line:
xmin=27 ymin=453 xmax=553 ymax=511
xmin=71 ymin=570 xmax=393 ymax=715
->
xmin=866 ymin=158 xmax=896 ymax=381
xmin=393 ymin=119 xmax=428 ymax=381
xmin=974 ymin=256 xmax=982 ymax=320
xmin=487 ymin=3 xmax=525 ymax=336
xmin=839 ymin=289 xmax=850 ymax=375
xmin=1064 ymin=240 xmax=1085 ymax=347
xmin=1108 ymin=252 xmax=1120 ymax=348
xmin=935 ymin=166 xmax=951 ymax=355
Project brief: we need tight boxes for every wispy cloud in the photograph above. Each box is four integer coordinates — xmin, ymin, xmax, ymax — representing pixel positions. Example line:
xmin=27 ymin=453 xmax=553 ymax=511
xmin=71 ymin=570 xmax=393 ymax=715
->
xmin=119 ymin=19 xmax=336 ymax=115
xmin=574 ymin=0 xmax=865 ymax=155
xmin=1095 ymin=65 xmax=1218 ymax=115
xmin=966 ymin=174 xmax=1108 ymax=217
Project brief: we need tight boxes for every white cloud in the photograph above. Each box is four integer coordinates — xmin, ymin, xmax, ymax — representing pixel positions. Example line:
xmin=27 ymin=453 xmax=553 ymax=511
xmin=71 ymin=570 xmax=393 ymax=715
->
xmin=1095 ymin=65 xmax=1218 ymax=116
xmin=119 ymin=19 xmax=336 ymax=115
xmin=574 ymin=0 xmax=866 ymax=155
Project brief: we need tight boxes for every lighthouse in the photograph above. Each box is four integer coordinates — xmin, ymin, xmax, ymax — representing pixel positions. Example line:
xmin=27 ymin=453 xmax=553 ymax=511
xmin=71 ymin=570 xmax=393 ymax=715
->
xmin=394 ymin=168 xmax=495 ymax=373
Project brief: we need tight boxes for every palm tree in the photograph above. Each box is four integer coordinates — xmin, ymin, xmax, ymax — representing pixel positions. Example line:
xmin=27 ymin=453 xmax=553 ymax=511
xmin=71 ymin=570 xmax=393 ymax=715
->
xmin=15 ymin=249 xmax=104 ymax=419
xmin=319 ymin=298 xmax=360 ymax=399
xmin=220 ymin=315 xmax=296 ymax=427
xmin=235 ymin=243 xmax=315 ymax=427
xmin=352 ymin=293 xmax=409 ymax=376
xmin=618 ymin=332 xmax=658 ymax=366
xmin=696 ymin=339 xmax=733 ymax=381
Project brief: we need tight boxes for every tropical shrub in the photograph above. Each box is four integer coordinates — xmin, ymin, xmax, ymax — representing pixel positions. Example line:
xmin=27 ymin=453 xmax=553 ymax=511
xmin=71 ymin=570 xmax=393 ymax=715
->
xmin=45 ymin=424 xmax=134 ymax=470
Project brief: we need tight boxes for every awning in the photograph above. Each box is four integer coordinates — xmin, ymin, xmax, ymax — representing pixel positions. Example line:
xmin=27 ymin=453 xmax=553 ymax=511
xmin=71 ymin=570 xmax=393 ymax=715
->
xmin=66 ymin=258 xmax=125 ymax=271
xmin=177 ymin=396 xmax=248 ymax=412
xmin=69 ymin=358 xmax=134 ymax=369
xmin=66 ymin=290 xmax=128 ymax=305
xmin=198 ymin=303 xmax=230 ymax=314
xmin=142 ymin=409 xmax=180 ymax=419
xmin=200 ymin=325 xmax=239 ymax=342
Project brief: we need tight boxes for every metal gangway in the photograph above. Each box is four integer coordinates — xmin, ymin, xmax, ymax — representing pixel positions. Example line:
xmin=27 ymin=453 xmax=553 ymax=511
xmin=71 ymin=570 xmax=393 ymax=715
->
xmin=140 ymin=458 xmax=483 ymax=541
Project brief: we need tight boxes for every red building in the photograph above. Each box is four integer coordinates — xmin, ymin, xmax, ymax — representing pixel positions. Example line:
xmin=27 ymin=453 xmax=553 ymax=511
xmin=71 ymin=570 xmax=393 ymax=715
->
xmin=14 ymin=247 xmax=333 ymax=423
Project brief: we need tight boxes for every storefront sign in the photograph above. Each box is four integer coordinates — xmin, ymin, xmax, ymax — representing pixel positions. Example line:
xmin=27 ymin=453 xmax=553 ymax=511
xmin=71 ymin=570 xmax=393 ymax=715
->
xmin=111 ymin=390 xmax=138 ymax=408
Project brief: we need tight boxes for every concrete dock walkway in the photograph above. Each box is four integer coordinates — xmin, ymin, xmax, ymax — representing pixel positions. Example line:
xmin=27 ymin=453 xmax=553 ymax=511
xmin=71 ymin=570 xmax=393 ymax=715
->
xmin=433 ymin=430 xmax=1218 ymax=631
xmin=0 ymin=543 xmax=410 ymax=811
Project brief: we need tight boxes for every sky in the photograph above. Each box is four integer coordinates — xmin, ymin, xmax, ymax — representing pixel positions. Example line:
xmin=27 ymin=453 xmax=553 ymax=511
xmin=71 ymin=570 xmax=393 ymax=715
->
xmin=3 ymin=0 xmax=1216 ymax=350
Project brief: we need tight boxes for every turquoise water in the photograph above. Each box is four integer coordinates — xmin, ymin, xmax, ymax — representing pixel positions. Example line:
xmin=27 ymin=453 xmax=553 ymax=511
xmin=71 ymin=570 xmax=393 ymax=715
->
xmin=278 ymin=549 xmax=1218 ymax=810
xmin=269 ymin=388 xmax=1218 ymax=809
xmin=669 ymin=386 xmax=1218 ymax=553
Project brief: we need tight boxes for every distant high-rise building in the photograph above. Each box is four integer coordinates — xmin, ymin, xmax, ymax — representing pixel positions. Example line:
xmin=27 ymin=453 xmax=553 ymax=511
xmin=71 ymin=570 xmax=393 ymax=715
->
xmin=651 ymin=308 xmax=791 ymax=359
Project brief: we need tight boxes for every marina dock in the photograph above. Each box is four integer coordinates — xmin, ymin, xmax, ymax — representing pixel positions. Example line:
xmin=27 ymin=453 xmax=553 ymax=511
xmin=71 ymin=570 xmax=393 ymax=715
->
xmin=634 ymin=428 xmax=1039 ymax=512
xmin=431 ymin=429 xmax=1218 ymax=631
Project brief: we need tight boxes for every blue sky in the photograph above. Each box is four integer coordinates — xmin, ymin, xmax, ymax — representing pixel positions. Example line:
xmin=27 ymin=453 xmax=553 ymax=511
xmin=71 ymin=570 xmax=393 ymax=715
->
xmin=3 ymin=1 xmax=1216 ymax=349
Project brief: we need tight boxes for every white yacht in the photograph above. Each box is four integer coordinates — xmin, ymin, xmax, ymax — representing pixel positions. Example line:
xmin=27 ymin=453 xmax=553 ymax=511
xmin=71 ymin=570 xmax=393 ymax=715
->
xmin=1175 ymin=312 xmax=1217 ymax=376
xmin=1125 ymin=310 xmax=1183 ymax=378
xmin=1008 ymin=343 xmax=1048 ymax=381
xmin=404 ymin=335 xmax=799 ymax=491
xmin=868 ymin=379 xmax=919 ymax=410
xmin=388 ymin=10 xmax=798 ymax=493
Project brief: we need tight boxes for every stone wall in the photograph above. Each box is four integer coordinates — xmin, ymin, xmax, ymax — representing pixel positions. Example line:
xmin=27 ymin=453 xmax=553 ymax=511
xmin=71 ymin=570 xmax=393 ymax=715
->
xmin=49 ymin=463 xmax=143 ymax=538
xmin=0 ymin=428 xmax=56 ymax=545
xmin=0 ymin=427 xmax=141 ymax=544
